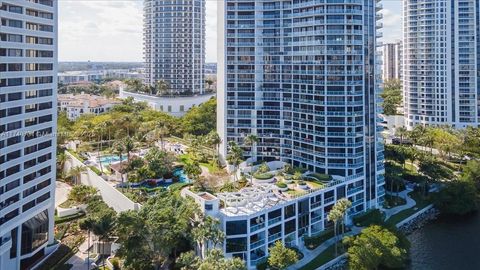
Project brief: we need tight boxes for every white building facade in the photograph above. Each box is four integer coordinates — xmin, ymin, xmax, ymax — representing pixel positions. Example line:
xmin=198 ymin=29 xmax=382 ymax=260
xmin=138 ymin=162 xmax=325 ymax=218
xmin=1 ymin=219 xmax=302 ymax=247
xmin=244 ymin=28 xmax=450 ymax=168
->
xmin=403 ymin=0 xmax=480 ymax=129
xmin=216 ymin=0 xmax=385 ymax=267
xmin=119 ymin=87 xmax=215 ymax=117
xmin=382 ymin=41 xmax=402 ymax=81
xmin=144 ymin=0 xmax=206 ymax=95
xmin=0 ymin=0 xmax=57 ymax=269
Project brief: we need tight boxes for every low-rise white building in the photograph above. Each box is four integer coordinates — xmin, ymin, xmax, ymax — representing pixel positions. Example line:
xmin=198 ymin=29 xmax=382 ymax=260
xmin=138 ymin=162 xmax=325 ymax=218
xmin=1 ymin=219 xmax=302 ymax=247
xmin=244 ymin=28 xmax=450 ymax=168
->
xmin=181 ymin=161 xmax=381 ymax=269
xmin=119 ymin=87 xmax=215 ymax=117
xmin=58 ymin=94 xmax=121 ymax=120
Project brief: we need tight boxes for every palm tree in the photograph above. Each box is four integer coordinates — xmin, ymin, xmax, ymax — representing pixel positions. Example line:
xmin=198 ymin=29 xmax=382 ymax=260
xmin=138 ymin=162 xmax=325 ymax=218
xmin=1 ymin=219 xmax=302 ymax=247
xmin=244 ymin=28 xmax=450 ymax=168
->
xmin=67 ymin=166 xmax=87 ymax=185
xmin=123 ymin=136 xmax=135 ymax=163
xmin=113 ymin=140 xmax=125 ymax=187
xmin=206 ymin=131 xmax=222 ymax=157
xmin=155 ymin=122 xmax=169 ymax=150
xmin=184 ymin=161 xmax=203 ymax=190
xmin=396 ymin=126 xmax=408 ymax=143
xmin=226 ymin=141 xmax=244 ymax=182
xmin=336 ymin=198 xmax=352 ymax=241
xmin=327 ymin=208 xmax=342 ymax=256
xmin=155 ymin=80 xmax=170 ymax=96
xmin=244 ymin=134 xmax=259 ymax=161
xmin=57 ymin=152 xmax=67 ymax=172
xmin=95 ymin=123 xmax=107 ymax=174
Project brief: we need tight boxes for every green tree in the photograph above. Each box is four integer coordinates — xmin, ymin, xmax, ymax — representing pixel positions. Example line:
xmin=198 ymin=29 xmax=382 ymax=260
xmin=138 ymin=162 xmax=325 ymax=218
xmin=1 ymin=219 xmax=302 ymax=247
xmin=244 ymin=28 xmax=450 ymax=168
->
xmin=343 ymin=225 xmax=409 ymax=270
xmin=192 ymin=216 xmax=225 ymax=259
xmin=184 ymin=161 xmax=203 ymax=189
xmin=434 ymin=180 xmax=479 ymax=215
xmin=226 ymin=141 xmax=244 ymax=182
xmin=327 ymin=208 xmax=343 ymax=256
xmin=418 ymin=156 xmax=453 ymax=195
xmin=244 ymin=134 xmax=259 ymax=160
xmin=380 ymin=79 xmax=402 ymax=115
xmin=177 ymin=249 xmax=246 ymax=270
xmin=116 ymin=192 xmax=198 ymax=269
xmin=461 ymin=160 xmax=480 ymax=190
xmin=155 ymin=80 xmax=170 ymax=96
xmin=181 ymin=98 xmax=216 ymax=136
xmin=67 ymin=166 xmax=87 ymax=185
xmin=68 ymin=185 xmax=98 ymax=204
xmin=267 ymin=241 xmax=298 ymax=270
xmin=431 ymin=128 xmax=462 ymax=158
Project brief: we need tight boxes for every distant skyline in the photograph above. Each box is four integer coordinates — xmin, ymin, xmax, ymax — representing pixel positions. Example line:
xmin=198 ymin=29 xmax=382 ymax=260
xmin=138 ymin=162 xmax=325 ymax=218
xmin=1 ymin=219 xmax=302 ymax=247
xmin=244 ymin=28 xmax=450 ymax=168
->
xmin=59 ymin=0 xmax=402 ymax=62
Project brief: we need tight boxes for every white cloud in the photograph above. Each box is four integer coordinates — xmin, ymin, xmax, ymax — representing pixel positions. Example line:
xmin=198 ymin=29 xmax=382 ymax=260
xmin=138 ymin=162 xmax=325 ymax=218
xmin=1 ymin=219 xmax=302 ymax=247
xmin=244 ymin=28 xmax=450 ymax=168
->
xmin=59 ymin=1 xmax=402 ymax=62
xmin=380 ymin=5 xmax=403 ymax=43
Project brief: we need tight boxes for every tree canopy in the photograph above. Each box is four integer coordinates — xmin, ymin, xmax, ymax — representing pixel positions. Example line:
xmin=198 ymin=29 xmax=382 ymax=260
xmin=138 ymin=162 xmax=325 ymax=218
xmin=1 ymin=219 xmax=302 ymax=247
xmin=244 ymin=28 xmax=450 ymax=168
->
xmin=381 ymin=79 xmax=402 ymax=115
xmin=267 ymin=241 xmax=298 ymax=270
xmin=434 ymin=180 xmax=479 ymax=216
xmin=115 ymin=191 xmax=199 ymax=269
xmin=343 ymin=225 xmax=409 ymax=270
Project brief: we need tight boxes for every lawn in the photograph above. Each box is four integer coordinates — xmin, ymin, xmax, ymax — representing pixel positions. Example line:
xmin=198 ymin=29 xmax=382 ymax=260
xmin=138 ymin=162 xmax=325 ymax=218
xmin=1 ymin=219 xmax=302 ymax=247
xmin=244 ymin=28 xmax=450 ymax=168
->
xmin=386 ymin=192 xmax=432 ymax=226
xmin=299 ymin=244 xmax=336 ymax=270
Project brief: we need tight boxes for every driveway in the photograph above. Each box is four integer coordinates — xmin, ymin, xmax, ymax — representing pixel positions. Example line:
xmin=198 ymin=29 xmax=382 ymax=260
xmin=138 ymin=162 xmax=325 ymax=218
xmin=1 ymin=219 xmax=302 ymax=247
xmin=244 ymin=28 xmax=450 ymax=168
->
xmin=55 ymin=181 xmax=72 ymax=207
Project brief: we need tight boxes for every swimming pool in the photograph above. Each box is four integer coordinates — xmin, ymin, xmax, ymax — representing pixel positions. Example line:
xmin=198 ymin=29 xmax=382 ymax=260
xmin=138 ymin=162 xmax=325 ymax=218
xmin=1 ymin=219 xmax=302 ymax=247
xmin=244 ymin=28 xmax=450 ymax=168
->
xmin=98 ymin=154 xmax=126 ymax=165
xmin=173 ymin=168 xmax=191 ymax=184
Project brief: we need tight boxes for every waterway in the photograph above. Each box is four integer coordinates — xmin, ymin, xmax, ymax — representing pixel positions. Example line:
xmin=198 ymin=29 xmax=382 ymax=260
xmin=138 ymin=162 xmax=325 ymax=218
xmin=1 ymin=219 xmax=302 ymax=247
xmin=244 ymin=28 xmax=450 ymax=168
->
xmin=407 ymin=212 xmax=480 ymax=270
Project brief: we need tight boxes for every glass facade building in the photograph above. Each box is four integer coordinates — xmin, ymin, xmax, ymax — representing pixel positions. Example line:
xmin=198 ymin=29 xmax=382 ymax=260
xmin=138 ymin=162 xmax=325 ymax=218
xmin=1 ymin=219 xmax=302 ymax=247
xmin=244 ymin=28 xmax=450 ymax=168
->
xmin=403 ymin=0 xmax=480 ymax=128
xmin=0 ymin=0 xmax=57 ymax=269
xmin=215 ymin=0 xmax=385 ymax=267
xmin=144 ymin=0 xmax=206 ymax=95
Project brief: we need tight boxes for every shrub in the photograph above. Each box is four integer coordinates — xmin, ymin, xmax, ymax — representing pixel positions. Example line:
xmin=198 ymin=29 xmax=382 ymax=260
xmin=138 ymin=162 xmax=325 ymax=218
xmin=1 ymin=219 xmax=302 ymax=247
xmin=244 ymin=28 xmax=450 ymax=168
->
xmin=258 ymin=162 xmax=270 ymax=174
xmin=110 ymin=257 xmax=121 ymax=270
xmin=89 ymin=166 xmax=101 ymax=175
xmin=304 ymin=229 xmax=335 ymax=249
xmin=297 ymin=180 xmax=306 ymax=186
xmin=253 ymin=173 xmax=274 ymax=180
xmin=276 ymin=182 xmax=287 ymax=188
xmin=310 ymin=173 xmax=331 ymax=181
xmin=55 ymin=212 xmax=86 ymax=225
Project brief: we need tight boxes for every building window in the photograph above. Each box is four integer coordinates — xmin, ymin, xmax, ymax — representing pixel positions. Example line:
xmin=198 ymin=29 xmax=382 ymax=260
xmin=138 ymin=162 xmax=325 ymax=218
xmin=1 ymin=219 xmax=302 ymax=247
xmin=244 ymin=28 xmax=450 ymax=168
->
xmin=21 ymin=210 xmax=49 ymax=255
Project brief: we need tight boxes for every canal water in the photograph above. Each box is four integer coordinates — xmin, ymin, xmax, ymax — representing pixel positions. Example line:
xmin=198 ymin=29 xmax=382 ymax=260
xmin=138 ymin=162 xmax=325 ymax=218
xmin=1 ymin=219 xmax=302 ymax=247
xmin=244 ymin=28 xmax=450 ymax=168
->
xmin=407 ymin=212 xmax=480 ymax=270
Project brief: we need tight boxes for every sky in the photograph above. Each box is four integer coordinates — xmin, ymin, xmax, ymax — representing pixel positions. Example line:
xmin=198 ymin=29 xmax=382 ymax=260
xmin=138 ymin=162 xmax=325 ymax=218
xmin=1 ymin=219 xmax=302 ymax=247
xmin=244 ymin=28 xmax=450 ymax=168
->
xmin=59 ymin=0 xmax=402 ymax=62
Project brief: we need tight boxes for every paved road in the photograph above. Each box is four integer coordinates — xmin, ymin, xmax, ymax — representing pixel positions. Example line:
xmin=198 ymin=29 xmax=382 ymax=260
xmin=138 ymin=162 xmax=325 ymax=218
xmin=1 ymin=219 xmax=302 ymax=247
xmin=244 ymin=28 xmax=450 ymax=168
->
xmin=55 ymin=181 xmax=72 ymax=207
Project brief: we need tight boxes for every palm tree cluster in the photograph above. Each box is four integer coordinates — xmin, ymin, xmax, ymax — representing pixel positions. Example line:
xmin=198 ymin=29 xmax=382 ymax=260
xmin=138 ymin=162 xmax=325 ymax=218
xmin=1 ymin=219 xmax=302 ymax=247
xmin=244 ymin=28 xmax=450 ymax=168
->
xmin=327 ymin=198 xmax=352 ymax=256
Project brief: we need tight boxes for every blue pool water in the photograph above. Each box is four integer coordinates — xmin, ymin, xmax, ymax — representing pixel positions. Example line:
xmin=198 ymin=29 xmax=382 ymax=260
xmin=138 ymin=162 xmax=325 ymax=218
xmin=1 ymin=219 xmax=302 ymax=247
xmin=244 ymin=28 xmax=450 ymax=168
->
xmin=132 ymin=168 xmax=191 ymax=190
xmin=173 ymin=168 xmax=191 ymax=184
xmin=99 ymin=155 xmax=126 ymax=165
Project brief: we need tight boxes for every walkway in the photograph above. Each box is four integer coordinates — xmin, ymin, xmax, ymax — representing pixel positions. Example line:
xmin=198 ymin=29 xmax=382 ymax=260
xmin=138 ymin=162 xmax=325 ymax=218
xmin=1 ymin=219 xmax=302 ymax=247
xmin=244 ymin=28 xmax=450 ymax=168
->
xmin=66 ymin=237 xmax=91 ymax=270
xmin=383 ymin=190 xmax=417 ymax=220
xmin=287 ymin=227 xmax=362 ymax=270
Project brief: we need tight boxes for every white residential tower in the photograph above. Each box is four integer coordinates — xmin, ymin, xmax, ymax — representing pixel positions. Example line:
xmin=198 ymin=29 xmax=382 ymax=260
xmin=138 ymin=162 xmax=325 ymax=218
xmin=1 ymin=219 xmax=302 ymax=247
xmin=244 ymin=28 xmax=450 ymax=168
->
xmin=0 ymin=0 xmax=57 ymax=269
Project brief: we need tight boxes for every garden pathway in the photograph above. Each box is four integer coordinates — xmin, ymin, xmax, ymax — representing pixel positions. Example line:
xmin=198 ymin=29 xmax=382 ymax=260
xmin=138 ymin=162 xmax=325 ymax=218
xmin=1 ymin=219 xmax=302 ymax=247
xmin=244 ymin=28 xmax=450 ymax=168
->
xmin=383 ymin=190 xmax=416 ymax=219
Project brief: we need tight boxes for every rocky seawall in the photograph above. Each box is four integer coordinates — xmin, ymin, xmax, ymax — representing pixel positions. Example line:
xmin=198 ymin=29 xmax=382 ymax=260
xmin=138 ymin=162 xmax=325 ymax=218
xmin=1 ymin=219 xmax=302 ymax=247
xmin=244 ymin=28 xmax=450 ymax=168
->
xmin=398 ymin=207 xmax=440 ymax=235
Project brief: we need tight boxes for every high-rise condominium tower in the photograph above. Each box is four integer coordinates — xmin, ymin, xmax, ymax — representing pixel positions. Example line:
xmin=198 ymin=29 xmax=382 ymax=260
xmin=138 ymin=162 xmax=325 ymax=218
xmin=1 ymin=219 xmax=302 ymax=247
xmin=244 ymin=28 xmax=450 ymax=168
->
xmin=144 ymin=0 xmax=205 ymax=95
xmin=0 ymin=0 xmax=57 ymax=269
xmin=403 ymin=0 xmax=480 ymax=129
xmin=218 ymin=0 xmax=385 ymax=210
xmin=382 ymin=41 xmax=402 ymax=81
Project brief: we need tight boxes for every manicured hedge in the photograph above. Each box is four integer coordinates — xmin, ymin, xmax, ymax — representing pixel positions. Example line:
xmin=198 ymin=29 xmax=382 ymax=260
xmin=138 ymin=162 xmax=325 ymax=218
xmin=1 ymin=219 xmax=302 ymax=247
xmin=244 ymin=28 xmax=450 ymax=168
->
xmin=54 ymin=212 xmax=86 ymax=225
xmin=276 ymin=182 xmax=287 ymax=188
xmin=253 ymin=173 xmax=274 ymax=180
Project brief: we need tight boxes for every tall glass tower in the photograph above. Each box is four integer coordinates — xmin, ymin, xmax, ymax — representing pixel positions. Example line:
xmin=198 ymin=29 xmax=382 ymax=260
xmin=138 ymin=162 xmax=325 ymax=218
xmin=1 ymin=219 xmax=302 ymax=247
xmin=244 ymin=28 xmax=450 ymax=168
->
xmin=0 ymin=0 xmax=57 ymax=269
xmin=144 ymin=0 xmax=206 ymax=95
xmin=218 ymin=0 xmax=385 ymax=206
xmin=403 ymin=0 xmax=479 ymax=129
